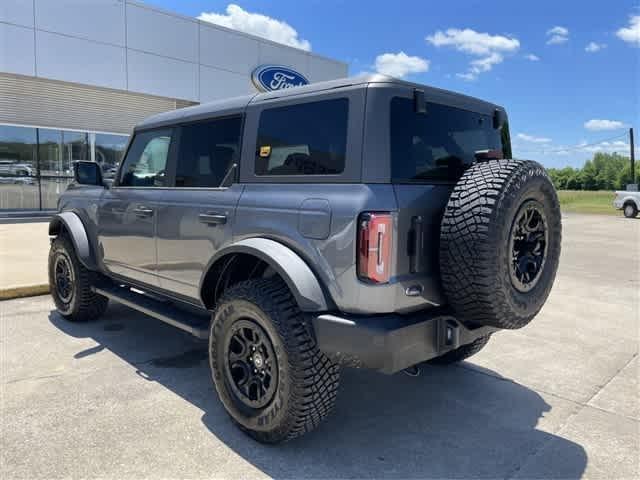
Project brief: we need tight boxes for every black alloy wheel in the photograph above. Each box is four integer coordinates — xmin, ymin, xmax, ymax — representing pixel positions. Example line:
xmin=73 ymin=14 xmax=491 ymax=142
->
xmin=508 ymin=200 xmax=548 ymax=293
xmin=223 ymin=319 xmax=278 ymax=409
xmin=54 ymin=253 xmax=75 ymax=304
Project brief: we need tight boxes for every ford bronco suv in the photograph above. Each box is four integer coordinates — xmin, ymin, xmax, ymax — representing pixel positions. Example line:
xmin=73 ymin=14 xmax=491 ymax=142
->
xmin=48 ymin=75 xmax=562 ymax=443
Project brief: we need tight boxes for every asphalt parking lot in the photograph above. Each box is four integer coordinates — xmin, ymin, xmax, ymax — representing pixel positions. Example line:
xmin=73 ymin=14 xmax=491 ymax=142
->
xmin=1 ymin=213 xmax=638 ymax=479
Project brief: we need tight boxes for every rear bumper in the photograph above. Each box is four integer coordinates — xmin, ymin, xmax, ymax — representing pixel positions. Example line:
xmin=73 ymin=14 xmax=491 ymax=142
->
xmin=312 ymin=310 xmax=497 ymax=374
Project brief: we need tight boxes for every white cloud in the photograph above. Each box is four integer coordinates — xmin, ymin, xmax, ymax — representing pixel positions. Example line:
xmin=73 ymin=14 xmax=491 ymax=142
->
xmin=374 ymin=52 xmax=430 ymax=78
xmin=426 ymin=28 xmax=519 ymax=80
xmin=548 ymin=26 xmax=569 ymax=36
xmin=456 ymin=72 xmax=477 ymax=81
xmin=517 ymin=133 xmax=552 ymax=143
xmin=426 ymin=28 xmax=520 ymax=55
xmin=546 ymin=35 xmax=568 ymax=45
xmin=616 ymin=15 xmax=640 ymax=47
xmin=546 ymin=26 xmax=569 ymax=45
xmin=198 ymin=4 xmax=311 ymax=51
xmin=582 ymin=140 xmax=630 ymax=153
xmin=584 ymin=119 xmax=628 ymax=131
xmin=585 ymin=42 xmax=606 ymax=52
xmin=515 ymin=139 xmax=634 ymax=158
xmin=524 ymin=54 xmax=540 ymax=61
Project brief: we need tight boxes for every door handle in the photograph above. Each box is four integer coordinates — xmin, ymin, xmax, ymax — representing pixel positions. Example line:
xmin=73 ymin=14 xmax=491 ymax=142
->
xmin=199 ymin=212 xmax=227 ymax=225
xmin=133 ymin=206 xmax=154 ymax=217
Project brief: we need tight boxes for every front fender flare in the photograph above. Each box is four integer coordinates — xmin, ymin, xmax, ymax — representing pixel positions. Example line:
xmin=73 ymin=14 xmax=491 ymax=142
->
xmin=202 ymin=238 xmax=330 ymax=312
xmin=49 ymin=211 xmax=97 ymax=270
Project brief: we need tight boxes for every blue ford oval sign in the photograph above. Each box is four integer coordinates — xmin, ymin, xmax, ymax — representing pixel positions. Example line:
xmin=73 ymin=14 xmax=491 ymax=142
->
xmin=251 ymin=65 xmax=309 ymax=92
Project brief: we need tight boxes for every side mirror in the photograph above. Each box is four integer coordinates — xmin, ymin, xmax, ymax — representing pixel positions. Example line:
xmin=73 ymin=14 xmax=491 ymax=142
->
xmin=74 ymin=161 xmax=104 ymax=187
xmin=493 ymin=109 xmax=507 ymax=129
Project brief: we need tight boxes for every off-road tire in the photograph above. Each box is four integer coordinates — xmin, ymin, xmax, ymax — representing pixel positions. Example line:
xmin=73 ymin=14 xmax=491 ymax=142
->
xmin=440 ymin=159 xmax=562 ymax=329
xmin=623 ymin=202 xmax=638 ymax=218
xmin=209 ymin=277 xmax=340 ymax=444
xmin=48 ymin=235 xmax=108 ymax=322
xmin=428 ymin=335 xmax=491 ymax=365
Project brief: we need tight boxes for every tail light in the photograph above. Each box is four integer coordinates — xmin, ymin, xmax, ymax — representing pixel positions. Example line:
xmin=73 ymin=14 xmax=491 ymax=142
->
xmin=357 ymin=212 xmax=393 ymax=284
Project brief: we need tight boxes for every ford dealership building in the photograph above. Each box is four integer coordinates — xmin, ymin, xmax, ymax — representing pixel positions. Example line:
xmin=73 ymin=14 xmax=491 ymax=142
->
xmin=0 ymin=0 xmax=347 ymax=211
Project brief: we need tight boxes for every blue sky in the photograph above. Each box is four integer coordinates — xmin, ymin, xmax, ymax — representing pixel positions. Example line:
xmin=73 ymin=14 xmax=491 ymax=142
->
xmin=146 ymin=0 xmax=639 ymax=168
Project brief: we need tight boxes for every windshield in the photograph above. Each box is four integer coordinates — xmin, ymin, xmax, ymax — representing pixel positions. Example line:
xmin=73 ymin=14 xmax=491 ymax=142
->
xmin=390 ymin=97 xmax=510 ymax=182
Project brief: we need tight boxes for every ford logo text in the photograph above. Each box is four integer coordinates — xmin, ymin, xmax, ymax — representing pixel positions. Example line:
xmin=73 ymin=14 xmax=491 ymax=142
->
xmin=252 ymin=65 xmax=309 ymax=92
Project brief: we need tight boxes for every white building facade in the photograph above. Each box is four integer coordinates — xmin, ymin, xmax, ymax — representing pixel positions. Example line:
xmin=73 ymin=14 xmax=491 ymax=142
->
xmin=0 ymin=0 xmax=347 ymax=210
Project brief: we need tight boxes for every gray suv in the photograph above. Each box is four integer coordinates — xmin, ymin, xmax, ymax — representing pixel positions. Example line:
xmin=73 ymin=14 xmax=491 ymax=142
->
xmin=48 ymin=75 xmax=562 ymax=443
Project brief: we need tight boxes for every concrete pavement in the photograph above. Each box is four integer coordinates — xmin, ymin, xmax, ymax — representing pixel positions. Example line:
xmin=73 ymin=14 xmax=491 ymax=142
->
xmin=0 ymin=221 xmax=50 ymax=298
xmin=0 ymin=213 xmax=638 ymax=479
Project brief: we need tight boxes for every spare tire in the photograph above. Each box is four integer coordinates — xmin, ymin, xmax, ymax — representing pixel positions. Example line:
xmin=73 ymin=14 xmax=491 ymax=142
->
xmin=439 ymin=159 xmax=561 ymax=329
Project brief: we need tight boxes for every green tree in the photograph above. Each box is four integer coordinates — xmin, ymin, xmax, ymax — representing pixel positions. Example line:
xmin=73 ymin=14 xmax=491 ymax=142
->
xmin=581 ymin=160 xmax=599 ymax=190
xmin=618 ymin=162 xmax=640 ymax=188
xmin=566 ymin=172 xmax=583 ymax=190
xmin=547 ymin=152 xmax=635 ymax=191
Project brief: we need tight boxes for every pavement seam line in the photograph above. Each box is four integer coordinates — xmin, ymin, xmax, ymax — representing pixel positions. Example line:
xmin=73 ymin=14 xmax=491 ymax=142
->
xmin=502 ymin=351 xmax=639 ymax=480
xmin=584 ymin=352 xmax=638 ymax=407
xmin=460 ymin=349 xmax=639 ymax=411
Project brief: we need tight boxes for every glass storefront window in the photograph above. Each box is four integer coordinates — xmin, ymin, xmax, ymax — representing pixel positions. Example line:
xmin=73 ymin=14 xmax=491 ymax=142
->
xmin=38 ymin=129 xmax=62 ymax=178
xmin=94 ymin=133 xmax=129 ymax=180
xmin=63 ymin=131 xmax=89 ymax=176
xmin=39 ymin=176 xmax=73 ymax=210
xmin=37 ymin=129 xmax=64 ymax=210
xmin=0 ymin=125 xmax=40 ymax=210
xmin=0 ymin=124 xmax=129 ymax=211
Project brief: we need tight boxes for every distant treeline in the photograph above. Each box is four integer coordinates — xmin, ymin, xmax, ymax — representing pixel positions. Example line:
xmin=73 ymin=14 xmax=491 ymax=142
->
xmin=546 ymin=152 xmax=639 ymax=191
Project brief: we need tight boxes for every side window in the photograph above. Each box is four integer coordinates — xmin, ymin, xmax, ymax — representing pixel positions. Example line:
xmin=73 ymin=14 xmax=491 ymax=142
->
xmin=119 ymin=129 xmax=172 ymax=187
xmin=175 ymin=116 xmax=242 ymax=188
xmin=255 ymin=98 xmax=348 ymax=176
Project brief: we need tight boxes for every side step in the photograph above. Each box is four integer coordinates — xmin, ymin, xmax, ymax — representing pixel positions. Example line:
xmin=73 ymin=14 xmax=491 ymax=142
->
xmin=93 ymin=285 xmax=210 ymax=339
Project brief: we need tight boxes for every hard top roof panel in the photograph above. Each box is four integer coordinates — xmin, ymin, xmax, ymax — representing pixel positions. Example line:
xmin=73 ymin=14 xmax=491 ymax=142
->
xmin=135 ymin=74 xmax=503 ymax=130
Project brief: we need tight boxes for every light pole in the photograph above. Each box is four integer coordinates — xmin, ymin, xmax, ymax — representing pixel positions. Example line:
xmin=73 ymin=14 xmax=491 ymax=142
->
xmin=630 ymin=127 xmax=636 ymax=187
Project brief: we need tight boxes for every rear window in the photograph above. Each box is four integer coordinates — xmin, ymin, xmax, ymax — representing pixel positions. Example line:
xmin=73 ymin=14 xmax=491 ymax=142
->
xmin=390 ymin=97 xmax=508 ymax=182
xmin=255 ymin=98 xmax=348 ymax=176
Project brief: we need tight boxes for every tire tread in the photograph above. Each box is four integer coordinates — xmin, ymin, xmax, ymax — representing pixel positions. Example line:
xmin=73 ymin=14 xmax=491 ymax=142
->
xmin=212 ymin=278 xmax=340 ymax=443
xmin=439 ymin=159 xmax=561 ymax=329
xmin=48 ymin=235 xmax=108 ymax=322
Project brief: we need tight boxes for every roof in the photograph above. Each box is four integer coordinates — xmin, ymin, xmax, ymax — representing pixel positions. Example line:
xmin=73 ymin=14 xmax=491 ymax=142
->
xmin=135 ymin=74 xmax=504 ymax=130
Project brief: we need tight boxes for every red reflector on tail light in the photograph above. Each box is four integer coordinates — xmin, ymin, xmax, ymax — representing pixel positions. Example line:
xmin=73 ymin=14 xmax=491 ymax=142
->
xmin=357 ymin=212 xmax=392 ymax=284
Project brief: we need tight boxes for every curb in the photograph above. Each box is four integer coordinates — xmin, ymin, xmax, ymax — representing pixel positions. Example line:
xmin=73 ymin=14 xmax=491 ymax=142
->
xmin=0 ymin=284 xmax=50 ymax=301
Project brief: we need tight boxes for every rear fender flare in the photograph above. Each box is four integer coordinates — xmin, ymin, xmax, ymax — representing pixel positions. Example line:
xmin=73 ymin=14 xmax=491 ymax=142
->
xmin=201 ymin=237 xmax=330 ymax=312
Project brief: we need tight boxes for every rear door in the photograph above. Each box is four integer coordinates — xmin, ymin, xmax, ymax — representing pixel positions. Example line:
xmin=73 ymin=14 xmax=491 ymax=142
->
xmin=367 ymin=86 xmax=510 ymax=308
xmin=97 ymin=128 xmax=175 ymax=287
xmin=155 ymin=115 xmax=244 ymax=301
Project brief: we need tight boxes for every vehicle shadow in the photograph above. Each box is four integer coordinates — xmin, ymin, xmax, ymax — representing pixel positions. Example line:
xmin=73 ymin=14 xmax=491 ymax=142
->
xmin=49 ymin=303 xmax=587 ymax=479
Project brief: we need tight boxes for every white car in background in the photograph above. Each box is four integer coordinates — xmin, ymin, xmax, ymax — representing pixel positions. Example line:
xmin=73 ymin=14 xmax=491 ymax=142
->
xmin=0 ymin=160 xmax=36 ymax=184
xmin=0 ymin=160 xmax=34 ymax=177
xmin=614 ymin=190 xmax=640 ymax=218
